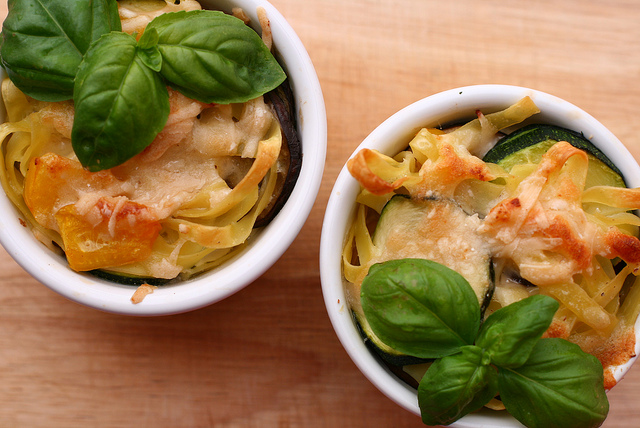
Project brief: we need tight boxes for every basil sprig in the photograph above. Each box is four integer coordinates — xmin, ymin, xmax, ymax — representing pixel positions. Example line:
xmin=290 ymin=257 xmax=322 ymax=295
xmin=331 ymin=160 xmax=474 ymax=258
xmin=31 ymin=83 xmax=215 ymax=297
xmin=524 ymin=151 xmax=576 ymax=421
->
xmin=0 ymin=1 xmax=287 ymax=171
xmin=361 ymin=259 xmax=609 ymax=428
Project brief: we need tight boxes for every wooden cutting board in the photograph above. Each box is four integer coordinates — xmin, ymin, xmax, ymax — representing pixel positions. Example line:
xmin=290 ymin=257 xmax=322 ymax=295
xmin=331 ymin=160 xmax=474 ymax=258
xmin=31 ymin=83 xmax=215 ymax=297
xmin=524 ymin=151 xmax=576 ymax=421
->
xmin=0 ymin=1 xmax=638 ymax=426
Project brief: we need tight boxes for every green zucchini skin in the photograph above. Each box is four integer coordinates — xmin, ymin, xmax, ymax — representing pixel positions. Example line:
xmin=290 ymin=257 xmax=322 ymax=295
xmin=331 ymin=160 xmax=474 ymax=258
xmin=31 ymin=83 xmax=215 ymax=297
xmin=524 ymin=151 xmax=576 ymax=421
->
xmin=353 ymin=312 xmax=432 ymax=367
xmin=482 ymin=261 xmax=496 ymax=314
xmin=89 ymin=269 xmax=173 ymax=286
xmin=483 ymin=124 xmax=624 ymax=178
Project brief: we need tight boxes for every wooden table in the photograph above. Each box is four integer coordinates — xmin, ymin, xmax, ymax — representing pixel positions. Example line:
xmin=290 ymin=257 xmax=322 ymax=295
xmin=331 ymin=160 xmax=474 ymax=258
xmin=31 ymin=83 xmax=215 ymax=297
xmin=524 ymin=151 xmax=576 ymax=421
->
xmin=0 ymin=1 xmax=639 ymax=426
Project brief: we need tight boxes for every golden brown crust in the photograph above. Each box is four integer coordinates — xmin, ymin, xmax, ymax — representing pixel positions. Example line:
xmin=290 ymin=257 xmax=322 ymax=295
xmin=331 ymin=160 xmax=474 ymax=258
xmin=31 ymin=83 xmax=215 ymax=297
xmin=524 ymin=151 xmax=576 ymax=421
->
xmin=479 ymin=142 xmax=599 ymax=285
xmin=604 ymin=227 xmax=640 ymax=263
xmin=544 ymin=318 xmax=572 ymax=339
xmin=598 ymin=327 xmax=636 ymax=389
xmin=414 ymin=142 xmax=494 ymax=198
xmin=600 ymin=328 xmax=636 ymax=369
xmin=346 ymin=149 xmax=408 ymax=195
xmin=544 ymin=214 xmax=592 ymax=271
xmin=487 ymin=197 xmax=521 ymax=224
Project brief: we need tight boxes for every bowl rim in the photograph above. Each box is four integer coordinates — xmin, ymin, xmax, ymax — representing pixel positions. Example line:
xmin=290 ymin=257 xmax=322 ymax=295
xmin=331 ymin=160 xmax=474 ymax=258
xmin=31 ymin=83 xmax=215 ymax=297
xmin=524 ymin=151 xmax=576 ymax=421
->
xmin=0 ymin=0 xmax=327 ymax=316
xmin=320 ymin=84 xmax=640 ymax=426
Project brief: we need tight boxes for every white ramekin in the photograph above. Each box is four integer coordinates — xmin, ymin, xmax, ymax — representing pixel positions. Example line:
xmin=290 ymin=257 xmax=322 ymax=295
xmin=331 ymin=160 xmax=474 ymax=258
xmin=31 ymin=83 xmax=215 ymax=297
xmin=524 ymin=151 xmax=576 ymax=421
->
xmin=0 ymin=0 xmax=327 ymax=316
xmin=320 ymin=84 xmax=640 ymax=427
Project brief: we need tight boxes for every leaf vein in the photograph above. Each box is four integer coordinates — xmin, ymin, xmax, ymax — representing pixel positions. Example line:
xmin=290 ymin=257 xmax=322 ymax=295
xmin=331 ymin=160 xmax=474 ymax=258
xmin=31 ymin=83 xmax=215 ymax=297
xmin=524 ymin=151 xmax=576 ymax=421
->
xmin=32 ymin=0 xmax=83 ymax=57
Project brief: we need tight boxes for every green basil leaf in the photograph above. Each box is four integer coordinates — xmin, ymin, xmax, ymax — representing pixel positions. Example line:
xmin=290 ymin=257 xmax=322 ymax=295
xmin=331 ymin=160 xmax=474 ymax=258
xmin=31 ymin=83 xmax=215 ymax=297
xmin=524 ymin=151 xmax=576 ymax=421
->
xmin=146 ymin=10 xmax=287 ymax=104
xmin=361 ymin=259 xmax=481 ymax=359
xmin=0 ymin=0 xmax=121 ymax=101
xmin=418 ymin=346 xmax=498 ymax=426
xmin=498 ymin=338 xmax=609 ymax=428
xmin=137 ymin=46 xmax=163 ymax=73
xmin=72 ymin=32 xmax=170 ymax=171
xmin=137 ymin=28 xmax=162 ymax=72
xmin=138 ymin=26 xmax=160 ymax=50
xmin=476 ymin=294 xmax=559 ymax=368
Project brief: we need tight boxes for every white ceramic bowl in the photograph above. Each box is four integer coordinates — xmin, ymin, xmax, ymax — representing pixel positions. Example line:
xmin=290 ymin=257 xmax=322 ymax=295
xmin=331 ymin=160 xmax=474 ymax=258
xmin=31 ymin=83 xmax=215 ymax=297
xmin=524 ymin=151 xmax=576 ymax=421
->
xmin=320 ymin=84 xmax=640 ymax=427
xmin=0 ymin=0 xmax=327 ymax=316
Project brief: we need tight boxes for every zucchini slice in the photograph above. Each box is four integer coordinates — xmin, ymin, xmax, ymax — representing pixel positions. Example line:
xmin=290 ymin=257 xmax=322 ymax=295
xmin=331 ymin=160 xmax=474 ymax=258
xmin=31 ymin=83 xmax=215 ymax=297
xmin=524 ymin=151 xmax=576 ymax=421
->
xmin=354 ymin=312 xmax=429 ymax=367
xmin=483 ymin=124 xmax=625 ymax=188
xmin=373 ymin=195 xmax=494 ymax=309
xmin=352 ymin=195 xmax=495 ymax=366
xmin=89 ymin=269 xmax=172 ymax=286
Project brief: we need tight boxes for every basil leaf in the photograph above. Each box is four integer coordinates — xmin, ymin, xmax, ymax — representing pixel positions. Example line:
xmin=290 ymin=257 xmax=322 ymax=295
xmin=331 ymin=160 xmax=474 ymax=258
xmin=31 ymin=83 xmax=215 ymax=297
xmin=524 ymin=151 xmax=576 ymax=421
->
xmin=138 ymin=27 xmax=160 ymax=50
xmin=146 ymin=10 xmax=287 ymax=104
xmin=498 ymin=338 xmax=609 ymax=428
xmin=137 ymin=46 xmax=163 ymax=73
xmin=476 ymin=294 xmax=559 ymax=368
xmin=137 ymin=28 xmax=163 ymax=72
xmin=361 ymin=259 xmax=481 ymax=359
xmin=418 ymin=346 xmax=498 ymax=426
xmin=0 ymin=0 xmax=120 ymax=101
xmin=72 ymin=32 xmax=170 ymax=171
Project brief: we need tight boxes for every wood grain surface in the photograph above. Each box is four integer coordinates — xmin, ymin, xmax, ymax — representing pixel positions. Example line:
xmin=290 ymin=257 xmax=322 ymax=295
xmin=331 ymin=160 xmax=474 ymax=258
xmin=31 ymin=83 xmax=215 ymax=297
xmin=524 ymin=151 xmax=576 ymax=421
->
xmin=1 ymin=1 xmax=640 ymax=427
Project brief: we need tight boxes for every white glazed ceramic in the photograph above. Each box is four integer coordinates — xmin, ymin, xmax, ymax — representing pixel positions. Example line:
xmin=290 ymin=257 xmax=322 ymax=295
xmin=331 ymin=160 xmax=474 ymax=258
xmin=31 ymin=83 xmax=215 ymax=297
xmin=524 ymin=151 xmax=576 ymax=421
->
xmin=0 ymin=0 xmax=327 ymax=316
xmin=320 ymin=84 xmax=640 ymax=427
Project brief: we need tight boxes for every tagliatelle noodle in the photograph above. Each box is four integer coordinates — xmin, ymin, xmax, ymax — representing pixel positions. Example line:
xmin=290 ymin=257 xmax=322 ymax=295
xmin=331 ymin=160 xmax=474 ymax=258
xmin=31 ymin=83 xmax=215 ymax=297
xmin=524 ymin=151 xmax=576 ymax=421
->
xmin=257 ymin=7 xmax=273 ymax=51
xmin=343 ymin=97 xmax=640 ymax=389
xmin=118 ymin=0 xmax=203 ymax=35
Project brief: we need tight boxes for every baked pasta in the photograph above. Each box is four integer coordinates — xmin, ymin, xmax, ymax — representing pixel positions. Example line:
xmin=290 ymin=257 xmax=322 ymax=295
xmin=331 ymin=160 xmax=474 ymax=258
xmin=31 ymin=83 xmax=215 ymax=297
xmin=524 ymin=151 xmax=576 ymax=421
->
xmin=0 ymin=0 xmax=300 ymax=282
xmin=343 ymin=97 xmax=640 ymax=389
